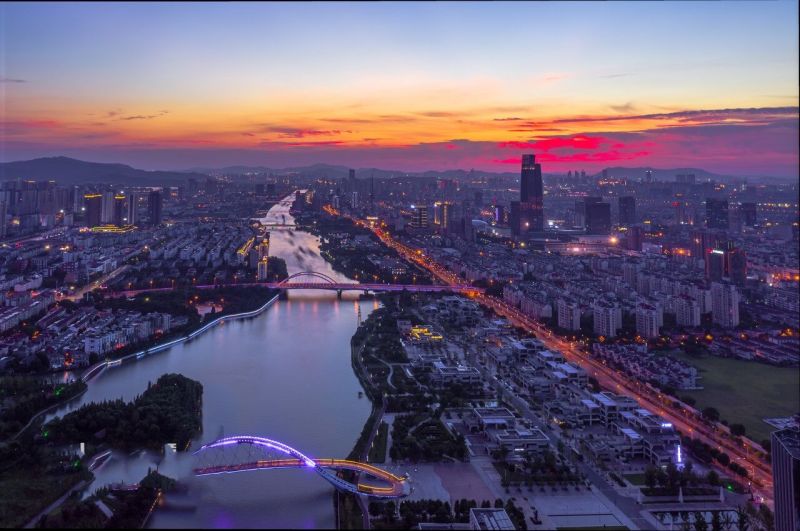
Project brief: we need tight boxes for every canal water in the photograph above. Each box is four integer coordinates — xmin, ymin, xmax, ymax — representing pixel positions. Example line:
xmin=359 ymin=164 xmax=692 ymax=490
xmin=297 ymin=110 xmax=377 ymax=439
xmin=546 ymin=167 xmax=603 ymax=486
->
xmin=45 ymin=194 xmax=375 ymax=528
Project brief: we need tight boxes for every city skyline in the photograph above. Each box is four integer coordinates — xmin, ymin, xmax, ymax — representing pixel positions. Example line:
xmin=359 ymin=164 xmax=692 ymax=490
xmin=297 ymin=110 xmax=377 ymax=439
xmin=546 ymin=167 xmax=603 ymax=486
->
xmin=2 ymin=2 xmax=799 ymax=176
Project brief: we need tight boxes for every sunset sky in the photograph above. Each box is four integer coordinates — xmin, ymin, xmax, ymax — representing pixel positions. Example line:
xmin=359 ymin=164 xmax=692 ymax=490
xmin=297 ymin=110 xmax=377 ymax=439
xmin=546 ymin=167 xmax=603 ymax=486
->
xmin=1 ymin=2 xmax=798 ymax=175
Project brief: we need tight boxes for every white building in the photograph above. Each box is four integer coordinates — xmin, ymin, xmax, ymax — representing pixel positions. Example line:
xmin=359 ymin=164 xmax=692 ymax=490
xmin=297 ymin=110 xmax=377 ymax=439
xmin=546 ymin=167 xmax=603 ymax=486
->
xmin=635 ymin=302 xmax=662 ymax=339
xmin=593 ymin=300 xmax=622 ymax=338
xmin=557 ymin=298 xmax=581 ymax=331
xmin=674 ymin=295 xmax=702 ymax=327
xmin=711 ymin=281 xmax=740 ymax=328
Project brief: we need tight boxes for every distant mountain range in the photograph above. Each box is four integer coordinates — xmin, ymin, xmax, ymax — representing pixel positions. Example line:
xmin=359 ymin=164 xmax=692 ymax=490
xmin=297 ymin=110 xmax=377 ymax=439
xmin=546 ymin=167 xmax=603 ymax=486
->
xmin=0 ymin=156 xmax=207 ymax=185
xmin=0 ymin=157 xmax=789 ymax=186
xmin=188 ymin=162 xmax=519 ymax=181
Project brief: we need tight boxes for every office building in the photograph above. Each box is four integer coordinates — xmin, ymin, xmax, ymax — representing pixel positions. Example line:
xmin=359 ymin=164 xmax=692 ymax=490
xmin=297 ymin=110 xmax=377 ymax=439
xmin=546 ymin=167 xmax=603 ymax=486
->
xmin=520 ymin=154 xmax=544 ymax=232
xmin=706 ymin=249 xmax=726 ymax=282
xmin=148 ymin=190 xmax=163 ymax=226
xmin=676 ymin=173 xmax=696 ymax=185
xmin=84 ymin=193 xmax=102 ymax=228
xmin=618 ymin=196 xmax=636 ymax=225
xmin=771 ymin=428 xmax=800 ymax=531
xmin=586 ymin=202 xmax=612 ymax=235
xmin=574 ymin=196 xmax=602 ymax=228
xmin=705 ymin=198 xmax=729 ymax=230
xmin=441 ymin=202 xmax=455 ymax=233
xmin=410 ymin=205 xmax=428 ymax=228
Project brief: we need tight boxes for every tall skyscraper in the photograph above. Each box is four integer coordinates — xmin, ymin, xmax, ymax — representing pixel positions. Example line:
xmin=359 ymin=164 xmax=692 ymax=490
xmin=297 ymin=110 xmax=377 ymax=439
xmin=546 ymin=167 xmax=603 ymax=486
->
xmin=84 ymin=193 xmax=102 ymax=227
xmin=148 ymin=190 xmax=163 ymax=226
xmin=771 ymin=428 xmax=800 ymax=531
xmin=575 ymin=196 xmax=602 ymax=228
xmin=705 ymin=198 xmax=729 ymax=230
xmin=113 ymin=194 xmax=126 ymax=226
xmin=520 ymin=154 xmax=544 ymax=232
xmin=726 ymin=247 xmax=747 ymax=286
xmin=706 ymin=249 xmax=726 ymax=282
xmin=410 ymin=205 xmax=428 ymax=228
xmin=586 ymin=202 xmax=612 ymax=235
xmin=127 ymin=193 xmax=138 ymax=226
xmin=618 ymin=196 xmax=636 ymax=225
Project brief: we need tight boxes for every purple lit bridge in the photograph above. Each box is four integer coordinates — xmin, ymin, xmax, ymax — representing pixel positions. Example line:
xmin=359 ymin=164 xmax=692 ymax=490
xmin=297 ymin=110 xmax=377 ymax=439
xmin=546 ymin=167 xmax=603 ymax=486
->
xmin=108 ymin=271 xmax=483 ymax=297
xmin=193 ymin=435 xmax=409 ymax=498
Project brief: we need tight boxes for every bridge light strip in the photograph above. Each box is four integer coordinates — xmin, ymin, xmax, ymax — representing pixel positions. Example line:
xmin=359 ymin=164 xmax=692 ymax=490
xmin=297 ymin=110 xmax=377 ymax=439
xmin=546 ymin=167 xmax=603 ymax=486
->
xmin=197 ymin=436 xmax=317 ymax=468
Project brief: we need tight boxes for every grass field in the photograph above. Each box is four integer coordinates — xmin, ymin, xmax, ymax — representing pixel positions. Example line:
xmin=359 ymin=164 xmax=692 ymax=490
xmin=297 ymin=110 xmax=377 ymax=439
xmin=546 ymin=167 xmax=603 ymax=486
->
xmin=670 ymin=352 xmax=800 ymax=443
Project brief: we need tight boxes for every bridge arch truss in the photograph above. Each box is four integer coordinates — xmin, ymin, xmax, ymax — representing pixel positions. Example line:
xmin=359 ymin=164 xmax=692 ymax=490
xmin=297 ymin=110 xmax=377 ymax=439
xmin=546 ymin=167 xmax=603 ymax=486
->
xmin=193 ymin=435 xmax=407 ymax=498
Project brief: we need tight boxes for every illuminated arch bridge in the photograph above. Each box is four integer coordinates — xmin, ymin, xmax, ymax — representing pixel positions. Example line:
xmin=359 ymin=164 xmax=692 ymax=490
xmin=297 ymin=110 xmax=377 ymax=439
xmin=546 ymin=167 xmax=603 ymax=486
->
xmin=110 ymin=270 xmax=482 ymax=297
xmin=193 ymin=435 xmax=409 ymax=498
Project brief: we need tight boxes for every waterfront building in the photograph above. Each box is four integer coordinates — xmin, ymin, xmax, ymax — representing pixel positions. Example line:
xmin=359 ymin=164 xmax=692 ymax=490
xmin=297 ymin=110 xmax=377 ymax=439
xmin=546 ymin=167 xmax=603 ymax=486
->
xmin=257 ymin=258 xmax=269 ymax=281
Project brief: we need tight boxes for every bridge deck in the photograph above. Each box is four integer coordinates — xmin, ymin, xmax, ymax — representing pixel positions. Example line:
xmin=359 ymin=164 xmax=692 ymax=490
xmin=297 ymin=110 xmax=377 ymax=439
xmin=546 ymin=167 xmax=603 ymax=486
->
xmin=194 ymin=458 xmax=406 ymax=497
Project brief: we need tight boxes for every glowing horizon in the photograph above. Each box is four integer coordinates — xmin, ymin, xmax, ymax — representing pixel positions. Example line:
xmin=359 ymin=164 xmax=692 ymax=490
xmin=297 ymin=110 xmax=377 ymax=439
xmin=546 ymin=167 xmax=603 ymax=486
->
xmin=1 ymin=2 xmax=798 ymax=176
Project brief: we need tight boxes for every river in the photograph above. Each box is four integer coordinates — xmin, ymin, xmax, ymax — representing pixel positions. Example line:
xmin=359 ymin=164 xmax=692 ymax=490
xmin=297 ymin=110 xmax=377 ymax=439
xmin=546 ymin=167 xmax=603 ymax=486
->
xmin=44 ymin=194 xmax=376 ymax=528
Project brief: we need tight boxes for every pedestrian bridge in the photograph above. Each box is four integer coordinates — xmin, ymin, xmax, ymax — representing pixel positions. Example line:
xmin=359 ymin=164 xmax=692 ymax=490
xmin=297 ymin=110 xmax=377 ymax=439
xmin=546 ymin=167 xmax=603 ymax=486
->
xmin=193 ymin=435 xmax=409 ymax=498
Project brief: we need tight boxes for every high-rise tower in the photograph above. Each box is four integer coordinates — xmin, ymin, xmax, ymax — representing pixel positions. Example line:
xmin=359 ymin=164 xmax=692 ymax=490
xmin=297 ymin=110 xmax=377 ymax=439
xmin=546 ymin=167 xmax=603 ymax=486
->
xmin=519 ymin=154 xmax=544 ymax=233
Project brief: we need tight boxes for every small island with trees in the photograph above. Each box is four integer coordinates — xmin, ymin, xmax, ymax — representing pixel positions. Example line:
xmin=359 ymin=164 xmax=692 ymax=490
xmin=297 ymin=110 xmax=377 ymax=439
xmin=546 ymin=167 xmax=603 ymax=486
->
xmin=43 ymin=373 xmax=203 ymax=451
